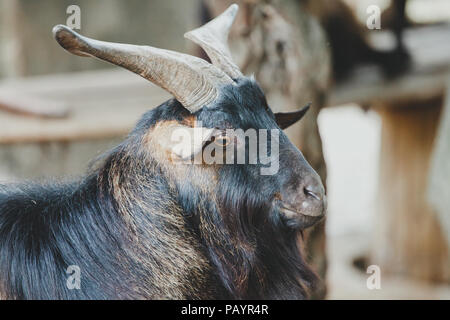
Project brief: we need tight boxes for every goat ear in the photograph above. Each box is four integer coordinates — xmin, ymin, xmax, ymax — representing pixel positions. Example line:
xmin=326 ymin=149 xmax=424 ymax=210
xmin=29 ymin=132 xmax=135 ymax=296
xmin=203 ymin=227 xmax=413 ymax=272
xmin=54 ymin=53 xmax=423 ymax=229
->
xmin=156 ymin=123 xmax=216 ymax=160
xmin=274 ymin=103 xmax=311 ymax=130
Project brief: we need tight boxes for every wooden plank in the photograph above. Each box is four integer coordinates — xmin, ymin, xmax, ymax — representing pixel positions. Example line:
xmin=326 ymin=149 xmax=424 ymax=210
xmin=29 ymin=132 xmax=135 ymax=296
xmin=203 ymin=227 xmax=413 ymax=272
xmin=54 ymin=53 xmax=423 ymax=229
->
xmin=0 ymin=92 xmax=69 ymax=118
xmin=0 ymin=70 xmax=170 ymax=144
xmin=328 ymin=24 xmax=450 ymax=107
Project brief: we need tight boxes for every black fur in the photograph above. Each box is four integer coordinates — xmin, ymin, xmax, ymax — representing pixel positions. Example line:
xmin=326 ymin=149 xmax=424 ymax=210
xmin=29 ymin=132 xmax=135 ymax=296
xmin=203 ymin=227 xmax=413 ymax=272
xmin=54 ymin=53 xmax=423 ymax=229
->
xmin=0 ymin=78 xmax=319 ymax=299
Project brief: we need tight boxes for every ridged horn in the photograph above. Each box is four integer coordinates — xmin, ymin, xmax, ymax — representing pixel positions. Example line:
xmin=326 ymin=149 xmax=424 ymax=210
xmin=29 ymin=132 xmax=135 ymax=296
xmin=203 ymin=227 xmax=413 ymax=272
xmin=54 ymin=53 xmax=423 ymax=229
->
xmin=185 ymin=4 xmax=242 ymax=79
xmin=52 ymin=25 xmax=234 ymax=113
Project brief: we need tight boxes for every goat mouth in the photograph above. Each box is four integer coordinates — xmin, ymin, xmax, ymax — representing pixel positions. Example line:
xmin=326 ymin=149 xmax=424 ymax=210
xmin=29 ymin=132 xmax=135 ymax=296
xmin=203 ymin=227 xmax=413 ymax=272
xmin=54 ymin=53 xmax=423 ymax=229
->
xmin=279 ymin=206 xmax=322 ymax=218
xmin=273 ymin=197 xmax=325 ymax=218
xmin=277 ymin=203 xmax=325 ymax=229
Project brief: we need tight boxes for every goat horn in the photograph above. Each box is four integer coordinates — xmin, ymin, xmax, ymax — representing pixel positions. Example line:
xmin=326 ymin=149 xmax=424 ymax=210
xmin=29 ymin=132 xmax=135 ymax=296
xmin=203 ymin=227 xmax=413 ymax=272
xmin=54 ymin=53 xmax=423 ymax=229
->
xmin=185 ymin=4 xmax=242 ymax=79
xmin=52 ymin=25 xmax=233 ymax=113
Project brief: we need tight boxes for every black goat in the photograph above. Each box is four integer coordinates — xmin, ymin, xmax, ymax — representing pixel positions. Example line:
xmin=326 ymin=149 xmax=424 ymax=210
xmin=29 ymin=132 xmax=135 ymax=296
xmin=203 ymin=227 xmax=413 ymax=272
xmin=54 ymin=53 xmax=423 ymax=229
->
xmin=0 ymin=4 xmax=326 ymax=300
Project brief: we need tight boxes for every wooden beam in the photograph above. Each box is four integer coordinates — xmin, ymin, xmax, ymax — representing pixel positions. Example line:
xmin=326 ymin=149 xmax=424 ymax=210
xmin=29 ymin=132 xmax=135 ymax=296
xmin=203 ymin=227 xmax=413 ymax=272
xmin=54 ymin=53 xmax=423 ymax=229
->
xmin=0 ymin=70 xmax=170 ymax=144
xmin=0 ymin=92 xmax=70 ymax=118
xmin=327 ymin=24 xmax=450 ymax=108
xmin=372 ymin=99 xmax=449 ymax=282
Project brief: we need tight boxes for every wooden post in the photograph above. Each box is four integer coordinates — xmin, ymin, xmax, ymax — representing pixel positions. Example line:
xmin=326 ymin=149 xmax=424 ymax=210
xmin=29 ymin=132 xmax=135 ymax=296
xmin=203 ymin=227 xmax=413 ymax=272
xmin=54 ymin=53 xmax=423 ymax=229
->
xmin=372 ymin=99 xmax=450 ymax=283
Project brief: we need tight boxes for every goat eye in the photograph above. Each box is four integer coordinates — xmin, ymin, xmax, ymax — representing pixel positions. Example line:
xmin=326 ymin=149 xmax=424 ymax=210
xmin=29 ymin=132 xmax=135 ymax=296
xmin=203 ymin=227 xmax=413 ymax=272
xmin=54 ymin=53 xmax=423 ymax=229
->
xmin=214 ymin=135 xmax=232 ymax=147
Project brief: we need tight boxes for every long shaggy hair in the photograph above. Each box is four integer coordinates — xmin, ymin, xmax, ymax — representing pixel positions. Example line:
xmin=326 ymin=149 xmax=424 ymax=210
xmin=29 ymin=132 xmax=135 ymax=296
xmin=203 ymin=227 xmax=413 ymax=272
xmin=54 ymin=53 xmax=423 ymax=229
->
xmin=0 ymin=79 xmax=318 ymax=299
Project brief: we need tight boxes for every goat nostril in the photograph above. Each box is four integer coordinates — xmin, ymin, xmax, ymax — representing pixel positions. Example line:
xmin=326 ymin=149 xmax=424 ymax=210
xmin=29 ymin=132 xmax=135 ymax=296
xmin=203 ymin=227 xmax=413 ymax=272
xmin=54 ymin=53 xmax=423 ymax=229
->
xmin=304 ymin=186 xmax=322 ymax=201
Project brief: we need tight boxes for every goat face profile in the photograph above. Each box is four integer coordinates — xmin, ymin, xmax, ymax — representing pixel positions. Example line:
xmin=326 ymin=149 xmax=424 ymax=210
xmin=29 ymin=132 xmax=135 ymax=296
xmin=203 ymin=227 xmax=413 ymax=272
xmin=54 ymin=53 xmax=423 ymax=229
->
xmin=0 ymin=4 xmax=325 ymax=300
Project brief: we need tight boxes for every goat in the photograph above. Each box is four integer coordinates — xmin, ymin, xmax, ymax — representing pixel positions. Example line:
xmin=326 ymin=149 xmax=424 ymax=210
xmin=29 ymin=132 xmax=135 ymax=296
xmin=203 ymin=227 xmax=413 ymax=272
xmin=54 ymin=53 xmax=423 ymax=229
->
xmin=0 ymin=4 xmax=326 ymax=299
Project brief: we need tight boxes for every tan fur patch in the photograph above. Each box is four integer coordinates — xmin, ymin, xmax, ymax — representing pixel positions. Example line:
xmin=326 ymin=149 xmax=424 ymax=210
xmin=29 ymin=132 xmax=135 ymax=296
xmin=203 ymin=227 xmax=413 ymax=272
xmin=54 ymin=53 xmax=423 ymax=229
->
xmin=143 ymin=120 xmax=220 ymax=195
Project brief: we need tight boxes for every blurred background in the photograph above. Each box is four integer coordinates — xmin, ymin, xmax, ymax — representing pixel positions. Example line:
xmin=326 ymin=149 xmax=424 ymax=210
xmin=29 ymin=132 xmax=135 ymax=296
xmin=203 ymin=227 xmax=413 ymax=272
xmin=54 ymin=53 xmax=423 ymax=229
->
xmin=0 ymin=0 xmax=449 ymax=299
